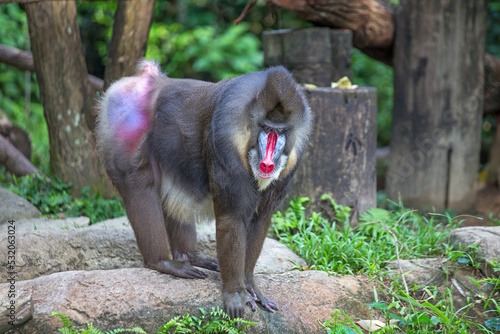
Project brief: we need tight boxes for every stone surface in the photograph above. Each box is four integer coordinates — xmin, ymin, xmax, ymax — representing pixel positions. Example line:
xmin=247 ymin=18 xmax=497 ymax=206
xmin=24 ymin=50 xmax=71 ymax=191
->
xmin=89 ymin=216 xmax=130 ymax=229
xmin=0 ymin=269 xmax=379 ymax=334
xmin=0 ymin=187 xmax=40 ymax=222
xmin=0 ymin=221 xmax=306 ymax=284
xmin=387 ymin=258 xmax=479 ymax=289
xmin=0 ymin=216 xmax=89 ymax=233
xmin=3 ymin=216 xmax=496 ymax=333
xmin=0 ymin=227 xmax=143 ymax=284
xmin=449 ymin=226 xmax=500 ymax=263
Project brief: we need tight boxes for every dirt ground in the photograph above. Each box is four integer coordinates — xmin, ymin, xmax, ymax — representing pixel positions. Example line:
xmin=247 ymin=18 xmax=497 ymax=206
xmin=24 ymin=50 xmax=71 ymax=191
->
xmin=462 ymin=186 xmax=500 ymax=227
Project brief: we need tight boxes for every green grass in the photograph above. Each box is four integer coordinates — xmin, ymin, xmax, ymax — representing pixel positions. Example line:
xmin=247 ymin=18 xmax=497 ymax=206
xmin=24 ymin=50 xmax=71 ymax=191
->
xmin=274 ymin=196 xmax=500 ymax=333
xmin=272 ymin=195 xmax=465 ymax=276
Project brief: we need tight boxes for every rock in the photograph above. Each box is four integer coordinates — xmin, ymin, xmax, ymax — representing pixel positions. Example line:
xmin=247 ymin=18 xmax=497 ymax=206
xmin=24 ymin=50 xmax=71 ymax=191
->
xmin=0 ymin=216 xmax=89 ymax=233
xmin=387 ymin=258 xmax=448 ymax=287
xmin=1 ymin=213 xmax=495 ymax=333
xmin=89 ymin=216 xmax=130 ymax=229
xmin=0 ymin=224 xmax=305 ymax=283
xmin=0 ymin=187 xmax=40 ymax=222
xmin=0 ymin=269 xmax=380 ymax=334
xmin=449 ymin=226 xmax=500 ymax=263
xmin=387 ymin=258 xmax=477 ymax=288
xmin=258 ymin=238 xmax=307 ymax=274
xmin=0 ymin=278 xmax=32 ymax=333
xmin=387 ymin=257 xmax=494 ymax=321
xmin=0 ymin=227 xmax=142 ymax=284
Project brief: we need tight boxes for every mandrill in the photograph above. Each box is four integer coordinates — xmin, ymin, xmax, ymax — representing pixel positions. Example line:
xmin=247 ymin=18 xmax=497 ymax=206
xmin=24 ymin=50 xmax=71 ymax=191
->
xmin=96 ymin=60 xmax=312 ymax=318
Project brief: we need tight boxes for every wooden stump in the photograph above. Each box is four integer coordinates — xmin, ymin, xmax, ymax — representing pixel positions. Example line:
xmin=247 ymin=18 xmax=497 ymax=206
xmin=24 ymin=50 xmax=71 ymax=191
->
xmin=387 ymin=0 xmax=488 ymax=211
xmin=263 ymin=28 xmax=352 ymax=86
xmin=263 ymin=28 xmax=376 ymax=224
xmin=284 ymin=87 xmax=377 ymax=225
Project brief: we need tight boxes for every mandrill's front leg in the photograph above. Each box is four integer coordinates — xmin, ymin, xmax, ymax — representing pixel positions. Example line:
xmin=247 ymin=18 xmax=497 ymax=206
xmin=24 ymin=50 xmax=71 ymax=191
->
xmin=244 ymin=211 xmax=279 ymax=313
xmin=214 ymin=200 xmax=279 ymax=317
xmin=214 ymin=211 xmax=256 ymax=319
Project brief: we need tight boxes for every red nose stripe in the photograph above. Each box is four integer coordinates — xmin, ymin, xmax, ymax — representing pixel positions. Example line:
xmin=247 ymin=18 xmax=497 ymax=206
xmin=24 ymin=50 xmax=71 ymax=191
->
xmin=260 ymin=132 xmax=278 ymax=174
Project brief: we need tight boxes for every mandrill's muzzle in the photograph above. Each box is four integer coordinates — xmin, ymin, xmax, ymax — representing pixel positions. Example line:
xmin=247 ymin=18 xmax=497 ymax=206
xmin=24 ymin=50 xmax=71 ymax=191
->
xmin=258 ymin=131 xmax=285 ymax=177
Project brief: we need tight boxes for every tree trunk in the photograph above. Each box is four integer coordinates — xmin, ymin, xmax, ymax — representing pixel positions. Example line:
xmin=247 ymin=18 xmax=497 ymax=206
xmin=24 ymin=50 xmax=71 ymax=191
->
xmin=285 ymin=87 xmax=377 ymax=225
xmin=266 ymin=0 xmax=500 ymax=113
xmin=24 ymin=1 xmax=106 ymax=194
xmin=386 ymin=0 xmax=488 ymax=211
xmin=104 ymin=0 xmax=155 ymax=90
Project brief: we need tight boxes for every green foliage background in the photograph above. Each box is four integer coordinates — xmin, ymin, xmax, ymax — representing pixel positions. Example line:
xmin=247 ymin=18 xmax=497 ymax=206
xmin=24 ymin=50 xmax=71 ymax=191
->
xmin=0 ymin=0 xmax=499 ymax=171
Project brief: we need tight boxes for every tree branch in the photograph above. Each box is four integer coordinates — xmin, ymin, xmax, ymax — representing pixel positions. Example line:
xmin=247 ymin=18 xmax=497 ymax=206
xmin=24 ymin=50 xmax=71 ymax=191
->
xmin=0 ymin=135 xmax=40 ymax=177
xmin=0 ymin=44 xmax=104 ymax=92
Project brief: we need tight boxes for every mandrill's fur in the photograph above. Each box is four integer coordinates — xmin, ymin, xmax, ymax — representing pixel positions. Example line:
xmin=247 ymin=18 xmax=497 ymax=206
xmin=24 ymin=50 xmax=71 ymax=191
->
xmin=95 ymin=60 xmax=312 ymax=319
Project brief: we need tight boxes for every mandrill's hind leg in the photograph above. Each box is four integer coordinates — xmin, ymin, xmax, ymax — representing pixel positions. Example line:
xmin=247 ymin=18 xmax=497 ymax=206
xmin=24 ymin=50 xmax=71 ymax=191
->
xmin=110 ymin=166 xmax=208 ymax=279
xmin=165 ymin=217 xmax=220 ymax=272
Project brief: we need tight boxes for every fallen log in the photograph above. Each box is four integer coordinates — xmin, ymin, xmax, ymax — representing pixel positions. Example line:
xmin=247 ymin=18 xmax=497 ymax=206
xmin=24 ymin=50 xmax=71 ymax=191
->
xmin=0 ymin=134 xmax=40 ymax=177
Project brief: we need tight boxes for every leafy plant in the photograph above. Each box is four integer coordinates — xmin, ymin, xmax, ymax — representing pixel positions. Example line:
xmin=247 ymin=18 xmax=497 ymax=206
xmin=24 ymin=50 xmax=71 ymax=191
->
xmin=389 ymin=287 xmax=495 ymax=334
xmin=53 ymin=312 xmax=146 ymax=334
xmin=146 ymin=22 xmax=263 ymax=82
xmin=322 ymin=309 xmax=363 ymax=334
xmin=156 ymin=307 xmax=255 ymax=333
xmin=480 ymin=260 xmax=500 ymax=331
xmin=5 ymin=174 xmax=125 ymax=224
xmin=53 ymin=308 xmax=255 ymax=334
xmin=322 ymin=286 xmax=499 ymax=334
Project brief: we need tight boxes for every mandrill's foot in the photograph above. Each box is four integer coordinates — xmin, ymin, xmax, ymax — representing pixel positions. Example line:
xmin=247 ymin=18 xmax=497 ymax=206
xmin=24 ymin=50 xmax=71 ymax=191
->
xmin=223 ymin=290 xmax=256 ymax=320
xmin=222 ymin=285 xmax=278 ymax=320
xmin=246 ymin=284 xmax=278 ymax=313
xmin=172 ymin=251 xmax=219 ymax=272
xmin=188 ymin=254 xmax=220 ymax=272
xmin=147 ymin=260 xmax=208 ymax=279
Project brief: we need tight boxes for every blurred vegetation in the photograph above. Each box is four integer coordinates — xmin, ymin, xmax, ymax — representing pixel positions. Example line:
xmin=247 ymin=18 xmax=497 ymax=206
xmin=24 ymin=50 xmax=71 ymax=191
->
xmin=0 ymin=5 xmax=49 ymax=171
xmin=2 ymin=173 xmax=125 ymax=224
xmin=487 ymin=0 xmax=500 ymax=58
xmin=0 ymin=0 xmax=500 ymax=174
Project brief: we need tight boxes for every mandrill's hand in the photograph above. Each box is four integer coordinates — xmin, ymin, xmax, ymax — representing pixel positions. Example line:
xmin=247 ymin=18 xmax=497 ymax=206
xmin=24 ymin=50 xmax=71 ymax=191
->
xmin=223 ymin=290 xmax=256 ymax=319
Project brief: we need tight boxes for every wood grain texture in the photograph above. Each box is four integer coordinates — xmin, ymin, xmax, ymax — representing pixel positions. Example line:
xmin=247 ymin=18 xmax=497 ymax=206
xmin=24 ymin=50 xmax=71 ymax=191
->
xmin=263 ymin=28 xmax=352 ymax=86
xmin=24 ymin=1 xmax=105 ymax=194
xmin=387 ymin=0 xmax=488 ymax=211
xmin=283 ymin=87 xmax=377 ymax=225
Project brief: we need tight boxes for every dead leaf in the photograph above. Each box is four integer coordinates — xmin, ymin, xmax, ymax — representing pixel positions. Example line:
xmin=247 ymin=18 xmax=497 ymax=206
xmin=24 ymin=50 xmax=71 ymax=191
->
xmin=355 ymin=320 xmax=386 ymax=332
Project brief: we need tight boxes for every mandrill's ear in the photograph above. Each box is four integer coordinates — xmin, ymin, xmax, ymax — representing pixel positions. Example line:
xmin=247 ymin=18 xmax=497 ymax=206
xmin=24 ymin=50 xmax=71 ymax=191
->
xmin=259 ymin=66 xmax=309 ymax=115
xmin=260 ymin=67 xmax=313 ymax=176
